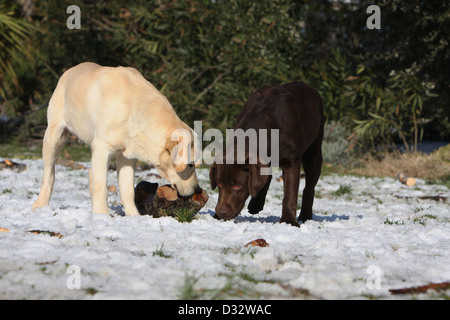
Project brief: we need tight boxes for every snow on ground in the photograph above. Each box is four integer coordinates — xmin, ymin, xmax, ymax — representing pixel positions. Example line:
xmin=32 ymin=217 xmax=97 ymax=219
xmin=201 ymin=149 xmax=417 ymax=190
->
xmin=0 ymin=159 xmax=449 ymax=299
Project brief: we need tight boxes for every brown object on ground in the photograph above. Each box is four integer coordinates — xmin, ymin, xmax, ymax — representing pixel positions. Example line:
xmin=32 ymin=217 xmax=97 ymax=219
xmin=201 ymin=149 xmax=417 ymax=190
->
xmin=56 ymin=150 xmax=86 ymax=170
xmin=405 ymin=177 xmax=416 ymax=186
xmin=244 ymin=238 xmax=270 ymax=247
xmin=0 ymin=227 xmax=10 ymax=232
xmin=107 ymin=185 xmax=118 ymax=193
xmin=394 ymin=195 xmax=447 ymax=202
xmin=0 ymin=159 xmax=27 ymax=172
xmin=27 ymin=230 xmax=64 ymax=238
xmin=396 ymin=172 xmax=416 ymax=186
xmin=389 ymin=282 xmax=450 ymax=295
xmin=134 ymin=181 xmax=208 ymax=218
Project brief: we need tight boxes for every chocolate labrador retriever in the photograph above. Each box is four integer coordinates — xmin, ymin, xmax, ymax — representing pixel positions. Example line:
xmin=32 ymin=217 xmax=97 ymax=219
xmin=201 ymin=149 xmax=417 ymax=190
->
xmin=209 ymin=82 xmax=325 ymax=227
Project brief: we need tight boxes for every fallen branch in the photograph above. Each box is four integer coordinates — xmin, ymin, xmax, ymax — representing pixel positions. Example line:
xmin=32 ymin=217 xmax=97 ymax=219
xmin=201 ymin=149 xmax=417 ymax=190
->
xmin=192 ymin=70 xmax=229 ymax=104
xmin=27 ymin=230 xmax=64 ymax=238
xmin=389 ymin=282 xmax=450 ymax=295
xmin=419 ymin=195 xmax=448 ymax=202
xmin=394 ymin=195 xmax=448 ymax=202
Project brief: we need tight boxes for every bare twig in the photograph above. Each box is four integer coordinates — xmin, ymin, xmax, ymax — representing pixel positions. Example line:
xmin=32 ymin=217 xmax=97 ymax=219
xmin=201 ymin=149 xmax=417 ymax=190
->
xmin=192 ymin=71 xmax=229 ymax=104
xmin=389 ymin=282 xmax=450 ymax=295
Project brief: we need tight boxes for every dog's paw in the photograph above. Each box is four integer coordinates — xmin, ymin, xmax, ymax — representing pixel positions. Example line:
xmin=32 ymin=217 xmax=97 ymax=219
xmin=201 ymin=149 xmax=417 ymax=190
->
xmin=280 ymin=216 xmax=300 ymax=227
xmin=123 ymin=206 xmax=140 ymax=217
xmin=247 ymin=197 xmax=263 ymax=215
xmin=32 ymin=200 xmax=47 ymax=211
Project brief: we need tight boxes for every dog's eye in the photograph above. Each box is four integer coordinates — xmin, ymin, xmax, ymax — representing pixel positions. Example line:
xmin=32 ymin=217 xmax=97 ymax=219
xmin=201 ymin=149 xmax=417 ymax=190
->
xmin=233 ymin=184 xmax=242 ymax=190
xmin=217 ymin=182 xmax=223 ymax=188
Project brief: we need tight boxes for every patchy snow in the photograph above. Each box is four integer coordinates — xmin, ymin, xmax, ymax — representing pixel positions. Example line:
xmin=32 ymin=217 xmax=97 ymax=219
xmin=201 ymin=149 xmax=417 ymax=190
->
xmin=0 ymin=159 xmax=449 ymax=299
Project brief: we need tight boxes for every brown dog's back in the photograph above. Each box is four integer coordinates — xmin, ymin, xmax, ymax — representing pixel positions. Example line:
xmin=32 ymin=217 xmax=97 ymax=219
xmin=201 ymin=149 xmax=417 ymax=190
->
xmin=235 ymin=81 xmax=325 ymax=165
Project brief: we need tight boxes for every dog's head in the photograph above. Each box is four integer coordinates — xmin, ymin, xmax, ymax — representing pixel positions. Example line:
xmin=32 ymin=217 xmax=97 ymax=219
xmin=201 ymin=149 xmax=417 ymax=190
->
xmin=209 ymin=159 xmax=269 ymax=220
xmin=158 ymin=128 xmax=201 ymax=197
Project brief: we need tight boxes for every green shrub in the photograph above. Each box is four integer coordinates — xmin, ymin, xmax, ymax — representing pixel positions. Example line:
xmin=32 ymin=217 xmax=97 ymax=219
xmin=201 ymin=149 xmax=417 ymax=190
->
xmin=1 ymin=0 xmax=448 ymax=150
xmin=322 ymin=121 xmax=355 ymax=166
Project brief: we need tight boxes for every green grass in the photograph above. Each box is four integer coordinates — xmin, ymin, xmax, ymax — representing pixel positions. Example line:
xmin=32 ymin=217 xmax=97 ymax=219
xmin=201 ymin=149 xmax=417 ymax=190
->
xmin=152 ymin=244 xmax=173 ymax=258
xmin=384 ymin=218 xmax=405 ymax=225
xmin=172 ymin=207 xmax=198 ymax=223
xmin=178 ymin=274 xmax=199 ymax=300
xmin=0 ymin=142 xmax=42 ymax=159
xmin=427 ymin=174 xmax=450 ymax=189
xmin=0 ymin=141 xmax=91 ymax=161
xmin=332 ymin=184 xmax=352 ymax=196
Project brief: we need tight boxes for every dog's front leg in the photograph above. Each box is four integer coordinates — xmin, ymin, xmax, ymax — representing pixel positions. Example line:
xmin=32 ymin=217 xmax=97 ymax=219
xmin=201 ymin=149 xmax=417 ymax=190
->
xmin=247 ymin=175 xmax=272 ymax=214
xmin=280 ymin=162 xmax=301 ymax=227
xmin=116 ymin=152 xmax=139 ymax=216
xmin=89 ymin=142 xmax=111 ymax=214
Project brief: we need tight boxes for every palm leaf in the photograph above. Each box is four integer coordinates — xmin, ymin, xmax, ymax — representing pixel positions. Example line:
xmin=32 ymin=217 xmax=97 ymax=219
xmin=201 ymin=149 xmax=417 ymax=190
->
xmin=0 ymin=5 xmax=35 ymax=101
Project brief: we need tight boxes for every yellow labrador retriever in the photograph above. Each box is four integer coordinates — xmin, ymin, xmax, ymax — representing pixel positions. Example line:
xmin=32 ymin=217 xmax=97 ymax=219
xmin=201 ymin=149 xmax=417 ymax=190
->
xmin=32 ymin=62 xmax=200 ymax=216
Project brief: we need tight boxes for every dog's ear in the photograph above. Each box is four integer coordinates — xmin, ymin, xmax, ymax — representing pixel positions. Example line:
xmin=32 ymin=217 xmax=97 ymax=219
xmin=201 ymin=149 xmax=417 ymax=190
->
xmin=248 ymin=164 xmax=270 ymax=198
xmin=168 ymin=130 xmax=192 ymax=173
xmin=209 ymin=163 xmax=217 ymax=190
xmin=171 ymin=139 xmax=187 ymax=173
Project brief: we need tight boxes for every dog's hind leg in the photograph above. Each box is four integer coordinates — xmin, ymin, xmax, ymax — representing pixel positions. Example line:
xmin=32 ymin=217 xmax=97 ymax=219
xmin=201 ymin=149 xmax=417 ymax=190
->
xmin=298 ymin=134 xmax=323 ymax=223
xmin=32 ymin=124 xmax=68 ymax=210
xmin=116 ymin=152 xmax=139 ymax=216
xmin=89 ymin=141 xmax=111 ymax=214
xmin=280 ymin=161 xmax=301 ymax=227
